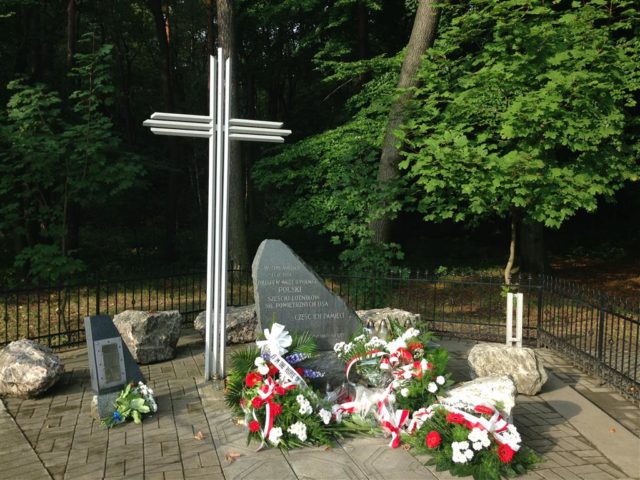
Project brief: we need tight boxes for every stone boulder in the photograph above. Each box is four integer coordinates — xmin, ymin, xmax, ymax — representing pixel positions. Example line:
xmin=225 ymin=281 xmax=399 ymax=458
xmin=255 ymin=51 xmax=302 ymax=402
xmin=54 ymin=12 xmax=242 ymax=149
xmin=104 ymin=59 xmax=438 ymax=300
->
xmin=194 ymin=305 xmax=257 ymax=344
xmin=468 ymin=343 xmax=548 ymax=395
xmin=0 ymin=340 xmax=64 ymax=398
xmin=356 ymin=308 xmax=420 ymax=335
xmin=439 ymin=375 xmax=517 ymax=418
xmin=113 ymin=310 xmax=181 ymax=364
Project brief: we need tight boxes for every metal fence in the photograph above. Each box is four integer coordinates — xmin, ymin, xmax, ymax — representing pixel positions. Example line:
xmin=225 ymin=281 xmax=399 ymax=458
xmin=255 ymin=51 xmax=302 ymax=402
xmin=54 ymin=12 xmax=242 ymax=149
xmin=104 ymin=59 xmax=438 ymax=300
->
xmin=0 ymin=269 xmax=252 ymax=350
xmin=1 ymin=269 xmax=638 ymax=400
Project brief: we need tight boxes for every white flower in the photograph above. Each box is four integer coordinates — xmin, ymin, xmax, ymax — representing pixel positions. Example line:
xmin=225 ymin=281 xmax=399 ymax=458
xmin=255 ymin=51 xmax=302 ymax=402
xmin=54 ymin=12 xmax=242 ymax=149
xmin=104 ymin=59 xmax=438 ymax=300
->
xmin=436 ymin=375 xmax=445 ymax=385
xmin=353 ymin=334 xmax=366 ymax=342
xmin=401 ymin=328 xmax=420 ymax=340
xmin=464 ymin=449 xmax=474 ymax=460
xmin=254 ymin=357 xmax=270 ymax=375
xmin=427 ymin=382 xmax=438 ymax=393
xmin=296 ymin=395 xmax=312 ymax=415
xmin=268 ymin=427 xmax=283 ymax=445
xmin=318 ymin=409 xmax=331 ymax=425
xmin=386 ymin=337 xmax=406 ymax=354
xmin=333 ymin=342 xmax=346 ymax=353
xmin=365 ymin=336 xmax=387 ymax=349
xmin=287 ymin=421 xmax=308 ymax=442
xmin=400 ymin=388 xmax=409 ymax=397
xmin=452 ymin=450 xmax=467 ymax=464
xmin=472 ymin=441 xmax=483 ymax=451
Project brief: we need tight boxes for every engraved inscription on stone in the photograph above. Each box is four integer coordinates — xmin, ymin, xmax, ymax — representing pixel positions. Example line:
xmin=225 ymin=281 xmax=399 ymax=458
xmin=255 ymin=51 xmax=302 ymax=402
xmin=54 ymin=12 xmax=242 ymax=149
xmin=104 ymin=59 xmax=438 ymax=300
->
xmin=252 ymin=239 xmax=360 ymax=350
xmin=95 ymin=337 xmax=127 ymax=390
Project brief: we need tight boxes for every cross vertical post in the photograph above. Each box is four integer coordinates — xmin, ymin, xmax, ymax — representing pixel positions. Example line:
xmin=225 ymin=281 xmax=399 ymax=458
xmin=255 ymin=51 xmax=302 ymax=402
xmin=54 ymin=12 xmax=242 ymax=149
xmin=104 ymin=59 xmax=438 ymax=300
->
xmin=143 ymin=48 xmax=291 ymax=380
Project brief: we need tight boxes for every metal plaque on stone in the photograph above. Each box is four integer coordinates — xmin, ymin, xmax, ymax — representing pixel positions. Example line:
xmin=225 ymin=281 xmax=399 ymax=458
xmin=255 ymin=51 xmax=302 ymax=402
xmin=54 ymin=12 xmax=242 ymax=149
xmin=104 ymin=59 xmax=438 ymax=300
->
xmin=94 ymin=337 xmax=127 ymax=391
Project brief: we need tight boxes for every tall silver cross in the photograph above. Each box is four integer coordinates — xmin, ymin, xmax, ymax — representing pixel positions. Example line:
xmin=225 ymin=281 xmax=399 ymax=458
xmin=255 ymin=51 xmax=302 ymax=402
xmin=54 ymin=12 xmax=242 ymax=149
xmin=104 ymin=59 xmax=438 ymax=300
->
xmin=143 ymin=48 xmax=291 ymax=380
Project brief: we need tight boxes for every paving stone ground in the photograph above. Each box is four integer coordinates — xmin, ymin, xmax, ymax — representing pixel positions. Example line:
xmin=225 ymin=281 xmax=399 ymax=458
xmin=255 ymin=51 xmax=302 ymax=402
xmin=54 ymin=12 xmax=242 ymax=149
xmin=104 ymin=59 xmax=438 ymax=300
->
xmin=1 ymin=329 xmax=638 ymax=480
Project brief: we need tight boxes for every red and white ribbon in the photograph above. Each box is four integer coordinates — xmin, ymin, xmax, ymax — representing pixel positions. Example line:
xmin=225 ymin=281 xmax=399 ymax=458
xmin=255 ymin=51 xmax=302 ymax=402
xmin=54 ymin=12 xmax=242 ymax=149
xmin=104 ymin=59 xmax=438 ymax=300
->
xmin=380 ymin=408 xmax=410 ymax=448
xmin=407 ymin=407 xmax=434 ymax=434
xmin=254 ymin=376 xmax=297 ymax=445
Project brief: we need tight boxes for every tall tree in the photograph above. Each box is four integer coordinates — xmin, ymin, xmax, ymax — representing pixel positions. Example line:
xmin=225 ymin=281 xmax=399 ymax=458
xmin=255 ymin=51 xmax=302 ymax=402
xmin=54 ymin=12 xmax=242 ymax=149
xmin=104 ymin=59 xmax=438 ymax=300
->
xmin=400 ymin=0 xmax=640 ymax=283
xmin=217 ymin=0 xmax=249 ymax=267
xmin=369 ymin=0 xmax=439 ymax=245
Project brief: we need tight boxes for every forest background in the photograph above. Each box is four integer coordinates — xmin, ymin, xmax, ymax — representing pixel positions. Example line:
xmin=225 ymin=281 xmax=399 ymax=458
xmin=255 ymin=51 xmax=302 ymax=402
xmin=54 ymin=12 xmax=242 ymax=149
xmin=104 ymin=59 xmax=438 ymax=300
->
xmin=0 ymin=0 xmax=638 ymax=298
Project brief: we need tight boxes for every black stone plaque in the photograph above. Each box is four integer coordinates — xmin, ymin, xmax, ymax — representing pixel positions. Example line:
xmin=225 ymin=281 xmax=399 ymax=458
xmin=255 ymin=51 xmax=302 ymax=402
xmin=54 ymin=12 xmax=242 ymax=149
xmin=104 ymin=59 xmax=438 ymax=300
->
xmin=252 ymin=239 xmax=360 ymax=350
xmin=84 ymin=315 xmax=144 ymax=394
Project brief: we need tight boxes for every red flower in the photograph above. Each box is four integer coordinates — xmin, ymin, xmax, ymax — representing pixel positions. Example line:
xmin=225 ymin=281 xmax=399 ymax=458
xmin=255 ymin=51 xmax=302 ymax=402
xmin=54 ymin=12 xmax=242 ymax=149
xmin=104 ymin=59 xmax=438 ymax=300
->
xmin=245 ymin=371 xmax=262 ymax=388
xmin=425 ymin=431 xmax=441 ymax=449
xmin=497 ymin=444 xmax=515 ymax=463
xmin=446 ymin=413 xmax=465 ymax=424
xmin=408 ymin=342 xmax=424 ymax=352
xmin=397 ymin=347 xmax=413 ymax=364
xmin=296 ymin=367 xmax=304 ymax=376
xmin=268 ymin=363 xmax=279 ymax=376
xmin=249 ymin=420 xmax=261 ymax=432
xmin=474 ymin=405 xmax=494 ymax=415
xmin=251 ymin=396 xmax=264 ymax=409
xmin=274 ymin=384 xmax=286 ymax=396
xmin=270 ymin=402 xmax=282 ymax=416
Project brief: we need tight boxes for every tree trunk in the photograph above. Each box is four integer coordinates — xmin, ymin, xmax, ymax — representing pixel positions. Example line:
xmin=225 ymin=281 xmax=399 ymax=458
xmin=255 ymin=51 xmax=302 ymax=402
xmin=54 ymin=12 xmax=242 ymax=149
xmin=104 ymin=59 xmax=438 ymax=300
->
xmin=370 ymin=0 xmax=440 ymax=244
xmin=207 ymin=0 xmax=215 ymax=56
xmin=217 ymin=0 xmax=249 ymax=267
xmin=519 ymin=221 xmax=547 ymax=274
xmin=504 ymin=214 xmax=517 ymax=285
xmin=66 ymin=0 xmax=77 ymax=68
xmin=356 ymin=1 xmax=369 ymax=60
xmin=148 ymin=0 xmax=179 ymax=260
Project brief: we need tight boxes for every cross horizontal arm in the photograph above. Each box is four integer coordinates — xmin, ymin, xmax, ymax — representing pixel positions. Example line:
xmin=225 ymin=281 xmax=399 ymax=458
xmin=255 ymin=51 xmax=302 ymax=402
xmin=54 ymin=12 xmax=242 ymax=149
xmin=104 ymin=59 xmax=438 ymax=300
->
xmin=151 ymin=112 xmax=212 ymax=123
xmin=150 ymin=127 xmax=212 ymax=139
xmin=229 ymin=133 xmax=285 ymax=143
xmin=143 ymin=119 xmax=212 ymax=131
xmin=228 ymin=125 xmax=291 ymax=136
xmin=229 ymin=118 xmax=283 ymax=129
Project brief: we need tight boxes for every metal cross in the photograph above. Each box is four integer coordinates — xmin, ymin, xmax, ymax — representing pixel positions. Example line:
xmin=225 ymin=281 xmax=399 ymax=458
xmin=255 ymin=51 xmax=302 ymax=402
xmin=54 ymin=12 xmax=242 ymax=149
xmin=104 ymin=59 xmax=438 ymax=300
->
xmin=143 ymin=48 xmax=291 ymax=380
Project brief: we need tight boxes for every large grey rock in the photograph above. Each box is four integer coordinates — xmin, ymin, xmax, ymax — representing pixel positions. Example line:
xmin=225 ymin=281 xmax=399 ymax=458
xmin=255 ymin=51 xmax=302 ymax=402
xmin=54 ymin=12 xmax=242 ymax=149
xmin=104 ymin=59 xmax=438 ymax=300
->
xmin=252 ymin=239 xmax=360 ymax=350
xmin=468 ymin=343 xmax=548 ymax=395
xmin=439 ymin=375 xmax=517 ymax=417
xmin=0 ymin=340 xmax=64 ymax=398
xmin=356 ymin=308 xmax=420 ymax=336
xmin=194 ymin=305 xmax=257 ymax=344
xmin=113 ymin=310 xmax=181 ymax=364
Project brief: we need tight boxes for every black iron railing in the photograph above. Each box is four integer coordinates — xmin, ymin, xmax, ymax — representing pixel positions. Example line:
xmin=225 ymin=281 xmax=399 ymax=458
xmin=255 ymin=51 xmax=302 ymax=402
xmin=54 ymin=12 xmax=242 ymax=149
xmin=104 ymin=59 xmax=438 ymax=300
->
xmin=0 ymin=268 xmax=252 ymax=350
xmin=1 ymin=269 xmax=638 ymax=400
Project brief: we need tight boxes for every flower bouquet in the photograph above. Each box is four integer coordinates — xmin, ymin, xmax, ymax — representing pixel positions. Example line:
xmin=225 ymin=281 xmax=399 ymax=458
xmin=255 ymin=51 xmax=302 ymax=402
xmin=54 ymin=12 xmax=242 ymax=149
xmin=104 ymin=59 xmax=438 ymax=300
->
xmin=225 ymin=323 xmax=356 ymax=449
xmin=407 ymin=402 xmax=538 ymax=479
xmin=334 ymin=321 xmax=453 ymax=412
xmin=101 ymin=381 xmax=157 ymax=428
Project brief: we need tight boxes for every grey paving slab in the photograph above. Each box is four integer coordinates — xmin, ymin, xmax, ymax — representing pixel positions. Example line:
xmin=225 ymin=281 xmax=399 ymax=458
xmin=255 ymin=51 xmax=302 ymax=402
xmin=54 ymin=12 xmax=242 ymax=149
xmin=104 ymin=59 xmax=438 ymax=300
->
xmin=0 ymin=397 xmax=52 ymax=480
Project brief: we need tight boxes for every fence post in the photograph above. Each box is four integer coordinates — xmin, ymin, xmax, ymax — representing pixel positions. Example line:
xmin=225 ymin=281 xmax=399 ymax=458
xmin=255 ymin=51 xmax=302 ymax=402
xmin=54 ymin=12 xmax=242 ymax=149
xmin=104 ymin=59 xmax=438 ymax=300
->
xmin=95 ymin=278 xmax=101 ymax=316
xmin=597 ymin=292 xmax=606 ymax=368
xmin=536 ymin=278 xmax=544 ymax=348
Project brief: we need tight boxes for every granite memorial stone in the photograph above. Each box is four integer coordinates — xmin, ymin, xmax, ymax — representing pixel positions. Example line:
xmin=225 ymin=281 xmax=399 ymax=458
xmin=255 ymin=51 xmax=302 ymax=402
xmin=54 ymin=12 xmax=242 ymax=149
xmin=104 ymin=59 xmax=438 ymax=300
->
xmin=252 ymin=239 xmax=360 ymax=350
xmin=85 ymin=315 xmax=145 ymax=420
